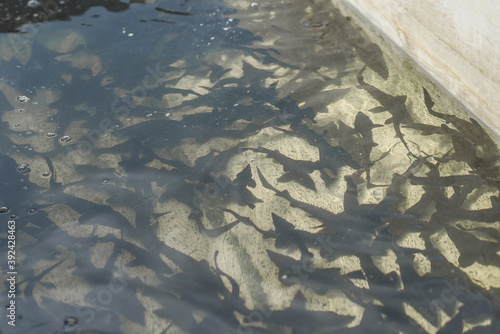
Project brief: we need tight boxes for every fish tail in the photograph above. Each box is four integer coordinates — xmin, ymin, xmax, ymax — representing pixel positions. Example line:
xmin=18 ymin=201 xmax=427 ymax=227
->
xmin=357 ymin=66 xmax=367 ymax=85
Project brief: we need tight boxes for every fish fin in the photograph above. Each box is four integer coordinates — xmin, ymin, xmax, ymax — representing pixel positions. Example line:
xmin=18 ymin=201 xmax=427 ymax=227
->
xmin=422 ymin=87 xmax=435 ymax=109
xmin=369 ymin=106 xmax=387 ymax=113
xmin=278 ymin=171 xmax=316 ymax=191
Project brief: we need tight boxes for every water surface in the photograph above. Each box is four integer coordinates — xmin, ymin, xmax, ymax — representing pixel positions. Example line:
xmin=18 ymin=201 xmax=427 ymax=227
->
xmin=0 ymin=0 xmax=499 ymax=333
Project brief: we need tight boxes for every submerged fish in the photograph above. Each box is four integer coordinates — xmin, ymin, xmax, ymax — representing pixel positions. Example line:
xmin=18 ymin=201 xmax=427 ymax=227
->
xmin=357 ymin=66 xmax=415 ymax=157
xmin=354 ymin=111 xmax=382 ymax=155
xmin=423 ymin=87 xmax=496 ymax=148
xmin=253 ymin=288 xmax=354 ymax=331
xmin=272 ymin=213 xmax=314 ymax=259
xmin=247 ymin=146 xmax=318 ymax=190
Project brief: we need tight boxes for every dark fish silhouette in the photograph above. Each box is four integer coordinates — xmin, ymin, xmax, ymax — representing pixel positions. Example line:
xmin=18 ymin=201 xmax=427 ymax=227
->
xmin=253 ymin=288 xmax=354 ymax=332
xmin=225 ymin=164 xmax=262 ymax=209
xmin=445 ymin=225 xmax=500 ymax=267
xmin=247 ymin=146 xmax=318 ymax=190
xmin=44 ymin=157 xmax=134 ymax=232
xmin=190 ymin=210 xmax=242 ymax=238
xmin=355 ymin=42 xmax=389 ymax=80
xmin=423 ymin=87 xmax=496 ymax=147
xmin=155 ymin=7 xmax=194 ymax=16
xmin=223 ymin=208 xmax=274 ymax=237
xmin=275 ymin=122 xmax=360 ymax=185
xmin=357 ymin=66 xmax=415 ymax=156
xmin=409 ymin=174 xmax=481 ymax=187
xmin=354 ymin=111 xmax=382 ymax=155
xmin=190 ymin=251 xmax=250 ymax=334
xmin=266 ymin=249 xmax=363 ymax=294
xmin=271 ymin=213 xmax=314 ymax=259
xmin=403 ymin=123 xmax=446 ymax=136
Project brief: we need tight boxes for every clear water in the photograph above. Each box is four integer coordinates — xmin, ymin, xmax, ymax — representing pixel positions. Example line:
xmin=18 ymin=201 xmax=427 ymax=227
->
xmin=0 ymin=0 xmax=499 ymax=333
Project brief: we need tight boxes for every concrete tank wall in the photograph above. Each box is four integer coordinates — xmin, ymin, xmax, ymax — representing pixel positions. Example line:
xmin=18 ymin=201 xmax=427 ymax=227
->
xmin=337 ymin=0 xmax=500 ymax=137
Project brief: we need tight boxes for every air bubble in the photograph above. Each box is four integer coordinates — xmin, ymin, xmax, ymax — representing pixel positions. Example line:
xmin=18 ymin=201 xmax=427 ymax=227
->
xmin=27 ymin=0 xmax=40 ymax=8
xmin=42 ymin=171 xmax=50 ymax=177
xmin=0 ymin=207 xmax=8 ymax=213
xmin=17 ymin=163 xmax=29 ymax=172
xmin=64 ymin=317 xmax=78 ymax=330
xmin=17 ymin=96 xmax=30 ymax=103
xmin=60 ymin=135 xmax=72 ymax=142
xmin=46 ymin=132 xmax=56 ymax=138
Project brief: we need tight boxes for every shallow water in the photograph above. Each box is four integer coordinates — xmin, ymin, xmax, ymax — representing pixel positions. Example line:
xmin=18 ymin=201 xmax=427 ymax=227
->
xmin=0 ymin=0 xmax=500 ymax=333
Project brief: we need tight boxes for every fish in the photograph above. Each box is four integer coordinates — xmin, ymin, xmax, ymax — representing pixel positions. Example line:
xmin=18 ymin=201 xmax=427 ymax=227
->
xmin=257 ymin=167 xmax=415 ymax=259
xmin=154 ymin=7 xmax=194 ymax=16
xmin=355 ymin=42 xmax=389 ymax=80
xmin=347 ymin=113 xmax=386 ymax=188
xmin=267 ymin=249 xmax=363 ymax=294
xmin=190 ymin=251 xmax=250 ymax=334
xmin=291 ymin=85 xmax=351 ymax=114
xmin=190 ymin=210 xmax=242 ymax=238
xmin=294 ymin=122 xmax=361 ymax=173
xmin=445 ymin=225 xmax=500 ymax=268
xmin=403 ymin=123 xmax=446 ymax=136
xmin=253 ymin=286 xmax=355 ymax=332
xmin=222 ymin=208 xmax=274 ymax=237
xmin=247 ymin=146 xmax=318 ymax=190
xmin=354 ymin=111 xmax=383 ymax=155
xmin=46 ymin=158 xmax=134 ymax=232
xmin=275 ymin=122 xmax=360 ymax=184
xmin=357 ymin=66 xmax=415 ymax=157
xmin=272 ymin=213 xmax=314 ymax=259
xmin=409 ymin=174 xmax=481 ymax=187
xmin=192 ymin=142 xmax=246 ymax=183
xmin=440 ymin=123 xmax=477 ymax=162
xmin=423 ymin=87 xmax=496 ymax=148
xmin=343 ymin=176 xmax=359 ymax=211
xmin=225 ymin=164 xmax=263 ymax=209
